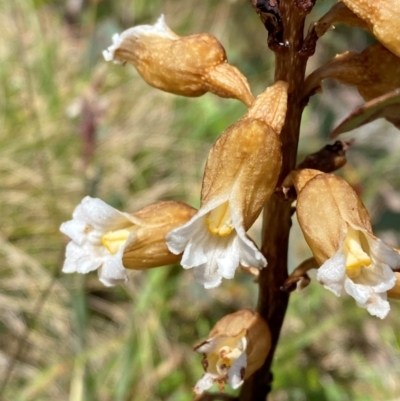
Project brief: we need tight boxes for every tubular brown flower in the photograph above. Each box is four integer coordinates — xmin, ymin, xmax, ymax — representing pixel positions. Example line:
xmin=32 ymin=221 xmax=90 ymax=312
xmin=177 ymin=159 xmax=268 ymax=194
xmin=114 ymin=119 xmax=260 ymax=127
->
xmin=293 ymin=169 xmax=400 ymax=318
xmin=60 ymin=197 xmax=196 ymax=286
xmin=167 ymin=82 xmax=287 ymax=288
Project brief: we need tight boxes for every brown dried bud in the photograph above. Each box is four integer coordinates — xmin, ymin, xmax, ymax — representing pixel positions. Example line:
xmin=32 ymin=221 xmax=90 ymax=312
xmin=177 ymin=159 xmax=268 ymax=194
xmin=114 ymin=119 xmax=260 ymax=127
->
xmin=294 ymin=170 xmax=400 ymax=318
xmin=304 ymin=44 xmax=400 ymax=101
xmin=103 ymin=15 xmax=254 ymax=106
xmin=341 ymin=0 xmax=400 ymax=57
xmin=193 ymin=309 xmax=271 ymax=394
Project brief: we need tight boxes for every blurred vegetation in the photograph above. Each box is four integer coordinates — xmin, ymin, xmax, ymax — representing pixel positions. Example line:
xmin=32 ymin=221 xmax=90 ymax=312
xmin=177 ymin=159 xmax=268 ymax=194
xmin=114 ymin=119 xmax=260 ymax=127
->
xmin=1 ymin=1 xmax=400 ymax=400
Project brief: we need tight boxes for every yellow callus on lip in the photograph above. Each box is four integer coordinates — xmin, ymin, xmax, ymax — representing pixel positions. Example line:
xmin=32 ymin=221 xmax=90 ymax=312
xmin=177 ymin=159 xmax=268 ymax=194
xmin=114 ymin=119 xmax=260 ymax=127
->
xmin=343 ymin=227 xmax=371 ymax=277
xmin=102 ymin=227 xmax=135 ymax=255
xmin=206 ymin=202 xmax=234 ymax=237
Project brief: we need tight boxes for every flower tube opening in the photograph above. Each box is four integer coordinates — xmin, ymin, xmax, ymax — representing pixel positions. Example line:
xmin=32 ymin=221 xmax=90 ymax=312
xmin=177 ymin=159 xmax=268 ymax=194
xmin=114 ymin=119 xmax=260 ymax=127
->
xmin=343 ymin=226 xmax=371 ymax=278
xmin=206 ymin=201 xmax=234 ymax=237
xmin=101 ymin=227 xmax=136 ymax=255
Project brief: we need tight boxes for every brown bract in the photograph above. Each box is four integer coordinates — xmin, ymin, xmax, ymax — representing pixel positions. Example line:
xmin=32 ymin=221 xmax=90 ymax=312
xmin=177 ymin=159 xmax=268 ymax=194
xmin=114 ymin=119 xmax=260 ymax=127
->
xmin=304 ymin=44 xmax=400 ymax=101
xmin=110 ymin=26 xmax=254 ymax=105
xmin=122 ymin=201 xmax=196 ymax=269
xmin=294 ymin=170 xmax=371 ymax=265
xmin=341 ymin=0 xmax=400 ymax=57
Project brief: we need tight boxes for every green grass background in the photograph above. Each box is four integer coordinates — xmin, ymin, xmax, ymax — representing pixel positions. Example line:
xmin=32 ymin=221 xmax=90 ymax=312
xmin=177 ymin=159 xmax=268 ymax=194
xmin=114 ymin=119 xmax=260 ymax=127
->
xmin=1 ymin=0 xmax=400 ymax=400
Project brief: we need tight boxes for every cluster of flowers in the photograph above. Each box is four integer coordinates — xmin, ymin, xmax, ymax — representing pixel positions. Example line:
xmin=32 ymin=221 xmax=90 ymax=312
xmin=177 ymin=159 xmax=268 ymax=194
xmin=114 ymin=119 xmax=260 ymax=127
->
xmin=60 ymin=9 xmax=400 ymax=394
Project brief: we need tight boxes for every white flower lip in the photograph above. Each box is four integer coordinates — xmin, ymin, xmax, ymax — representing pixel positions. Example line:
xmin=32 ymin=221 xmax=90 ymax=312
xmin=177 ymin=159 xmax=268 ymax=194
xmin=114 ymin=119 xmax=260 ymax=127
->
xmin=316 ymin=229 xmax=400 ymax=319
xmin=60 ymin=196 xmax=137 ymax=286
xmin=166 ymin=196 xmax=266 ymax=289
xmin=102 ymin=14 xmax=176 ymax=63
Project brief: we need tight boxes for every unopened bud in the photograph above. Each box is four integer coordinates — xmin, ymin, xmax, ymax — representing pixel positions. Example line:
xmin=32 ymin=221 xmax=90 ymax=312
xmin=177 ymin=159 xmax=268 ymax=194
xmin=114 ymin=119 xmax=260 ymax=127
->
xmin=193 ymin=309 xmax=271 ymax=394
xmin=103 ymin=15 xmax=254 ymax=106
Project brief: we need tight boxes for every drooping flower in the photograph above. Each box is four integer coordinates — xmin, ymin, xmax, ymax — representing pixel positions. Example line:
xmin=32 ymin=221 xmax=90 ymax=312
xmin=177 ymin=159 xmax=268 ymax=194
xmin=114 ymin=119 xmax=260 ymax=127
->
xmin=103 ymin=15 xmax=254 ymax=106
xmin=292 ymin=169 xmax=400 ymax=318
xmin=166 ymin=82 xmax=287 ymax=288
xmin=60 ymin=197 xmax=196 ymax=286
xmin=194 ymin=309 xmax=271 ymax=394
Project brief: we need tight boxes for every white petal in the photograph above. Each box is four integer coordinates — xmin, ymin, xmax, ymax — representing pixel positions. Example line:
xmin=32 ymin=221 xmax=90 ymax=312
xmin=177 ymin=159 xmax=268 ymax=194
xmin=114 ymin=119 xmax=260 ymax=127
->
xmin=60 ymin=220 xmax=89 ymax=245
xmin=97 ymin=247 xmax=128 ymax=287
xmin=193 ymin=263 xmax=223 ymax=289
xmin=368 ymin=236 xmax=400 ymax=270
xmin=166 ymin=200 xmax=223 ymax=255
xmin=179 ymin=227 xmax=209 ymax=268
xmin=344 ymin=279 xmax=390 ymax=319
xmin=227 ymin=352 xmax=247 ymax=389
xmin=235 ymin=225 xmax=267 ymax=269
xmin=316 ymin=250 xmax=346 ymax=296
xmin=62 ymin=242 xmax=104 ymax=274
xmin=365 ymin=293 xmax=390 ymax=319
xmin=355 ymin=263 xmax=396 ymax=293
xmin=167 ymin=197 xmax=252 ymax=288
xmin=73 ymin=196 xmax=134 ymax=231
xmin=193 ymin=372 xmax=218 ymax=395
xmin=216 ymin=236 xmax=240 ymax=279
xmin=102 ymin=15 xmax=177 ymax=62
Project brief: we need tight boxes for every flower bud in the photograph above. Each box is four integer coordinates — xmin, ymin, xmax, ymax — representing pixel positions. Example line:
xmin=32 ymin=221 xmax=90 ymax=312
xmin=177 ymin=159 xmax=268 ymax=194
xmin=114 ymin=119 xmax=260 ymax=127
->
xmin=193 ymin=309 xmax=271 ymax=394
xmin=103 ymin=15 xmax=254 ymax=106
xmin=293 ymin=170 xmax=400 ymax=318
xmin=341 ymin=0 xmax=400 ymax=57
xmin=167 ymin=83 xmax=287 ymax=288
xmin=60 ymin=197 xmax=196 ymax=286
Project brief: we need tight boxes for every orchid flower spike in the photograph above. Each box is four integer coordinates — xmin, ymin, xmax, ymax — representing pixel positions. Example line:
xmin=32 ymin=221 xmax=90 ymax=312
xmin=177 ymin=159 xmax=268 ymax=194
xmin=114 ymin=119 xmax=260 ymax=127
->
xmin=194 ymin=309 xmax=271 ymax=394
xmin=166 ymin=81 xmax=287 ymax=288
xmin=60 ymin=197 xmax=196 ymax=286
xmin=292 ymin=169 xmax=400 ymax=318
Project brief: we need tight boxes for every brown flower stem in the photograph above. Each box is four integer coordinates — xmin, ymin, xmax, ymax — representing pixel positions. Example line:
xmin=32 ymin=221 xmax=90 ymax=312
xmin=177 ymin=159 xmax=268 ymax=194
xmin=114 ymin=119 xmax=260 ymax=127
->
xmin=240 ymin=2 xmax=311 ymax=400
